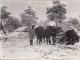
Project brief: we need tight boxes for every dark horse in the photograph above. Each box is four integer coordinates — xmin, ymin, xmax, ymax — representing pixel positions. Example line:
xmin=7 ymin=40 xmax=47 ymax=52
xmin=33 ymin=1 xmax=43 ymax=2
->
xmin=35 ymin=26 xmax=63 ymax=45
xmin=35 ymin=26 xmax=45 ymax=44
xmin=45 ymin=26 xmax=63 ymax=45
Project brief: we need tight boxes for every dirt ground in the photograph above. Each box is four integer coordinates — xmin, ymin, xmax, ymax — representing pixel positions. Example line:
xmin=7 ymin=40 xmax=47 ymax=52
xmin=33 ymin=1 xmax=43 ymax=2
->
xmin=0 ymin=36 xmax=80 ymax=60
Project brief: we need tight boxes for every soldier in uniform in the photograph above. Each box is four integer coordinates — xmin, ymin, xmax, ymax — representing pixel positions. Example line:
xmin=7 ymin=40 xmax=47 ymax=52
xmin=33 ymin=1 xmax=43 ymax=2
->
xmin=29 ymin=25 xmax=35 ymax=45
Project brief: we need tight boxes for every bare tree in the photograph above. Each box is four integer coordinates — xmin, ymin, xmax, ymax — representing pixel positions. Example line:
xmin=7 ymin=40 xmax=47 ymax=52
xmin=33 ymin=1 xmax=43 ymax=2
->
xmin=1 ymin=6 xmax=11 ymax=34
xmin=68 ymin=17 xmax=80 ymax=30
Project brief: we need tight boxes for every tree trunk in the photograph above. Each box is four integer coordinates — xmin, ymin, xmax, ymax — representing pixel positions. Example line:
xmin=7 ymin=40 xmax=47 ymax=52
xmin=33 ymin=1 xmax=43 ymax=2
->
xmin=1 ymin=19 xmax=6 ymax=35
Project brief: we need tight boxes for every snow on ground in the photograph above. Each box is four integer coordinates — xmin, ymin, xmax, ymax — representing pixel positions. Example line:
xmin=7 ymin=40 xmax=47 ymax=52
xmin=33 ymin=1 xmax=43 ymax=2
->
xmin=0 ymin=32 xmax=80 ymax=60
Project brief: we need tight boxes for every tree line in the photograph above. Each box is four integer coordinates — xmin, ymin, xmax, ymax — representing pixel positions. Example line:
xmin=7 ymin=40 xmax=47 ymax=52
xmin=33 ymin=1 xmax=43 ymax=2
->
xmin=0 ymin=0 xmax=80 ymax=32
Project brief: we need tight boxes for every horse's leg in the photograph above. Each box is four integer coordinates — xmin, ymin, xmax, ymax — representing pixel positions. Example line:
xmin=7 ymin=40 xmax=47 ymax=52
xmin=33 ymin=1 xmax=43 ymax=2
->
xmin=41 ymin=37 xmax=42 ymax=43
xmin=44 ymin=37 xmax=45 ymax=43
xmin=49 ymin=37 xmax=51 ymax=45
xmin=46 ymin=38 xmax=48 ymax=44
xmin=52 ymin=37 xmax=55 ymax=45
xmin=39 ymin=38 xmax=40 ymax=44
xmin=39 ymin=37 xmax=42 ymax=44
xmin=36 ymin=36 xmax=38 ymax=44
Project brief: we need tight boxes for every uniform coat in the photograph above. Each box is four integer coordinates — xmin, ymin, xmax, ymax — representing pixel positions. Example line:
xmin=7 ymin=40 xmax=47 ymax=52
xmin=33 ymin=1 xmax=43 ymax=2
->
xmin=29 ymin=28 xmax=35 ymax=40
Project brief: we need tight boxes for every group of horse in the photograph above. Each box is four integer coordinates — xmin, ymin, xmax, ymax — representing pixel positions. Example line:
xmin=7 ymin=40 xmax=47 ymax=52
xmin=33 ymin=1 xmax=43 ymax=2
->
xmin=35 ymin=26 xmax=79 ymax=45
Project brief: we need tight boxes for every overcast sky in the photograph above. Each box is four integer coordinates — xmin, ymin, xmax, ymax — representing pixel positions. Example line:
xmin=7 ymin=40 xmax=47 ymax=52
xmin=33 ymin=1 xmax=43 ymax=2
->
xmin=1 ymin=0 xmax=80 ymax=21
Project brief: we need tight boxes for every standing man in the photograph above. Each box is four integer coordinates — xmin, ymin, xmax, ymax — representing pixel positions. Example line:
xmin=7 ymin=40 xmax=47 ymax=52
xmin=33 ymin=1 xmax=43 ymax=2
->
xmin=29 ymin=25 xmax=35 ymax=45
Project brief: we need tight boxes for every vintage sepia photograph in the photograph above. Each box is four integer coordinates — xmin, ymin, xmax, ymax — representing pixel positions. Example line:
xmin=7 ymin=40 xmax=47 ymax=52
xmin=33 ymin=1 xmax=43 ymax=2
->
xmin=0 ymin=0 xmax=80 ymax=60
